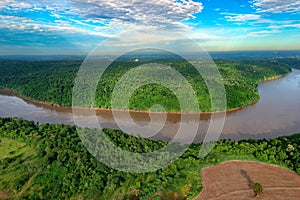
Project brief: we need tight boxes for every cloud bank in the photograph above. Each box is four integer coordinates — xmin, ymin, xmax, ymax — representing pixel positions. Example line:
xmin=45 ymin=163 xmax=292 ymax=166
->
xmin=2 ymin=0 xmax=203 ymax=30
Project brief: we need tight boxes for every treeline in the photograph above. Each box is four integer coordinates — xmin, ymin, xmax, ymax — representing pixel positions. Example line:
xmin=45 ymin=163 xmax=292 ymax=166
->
xmin=0 ymin=58 xmax=291 ymax=112
xmin=0 ymin=118 xmax=299 ymax=199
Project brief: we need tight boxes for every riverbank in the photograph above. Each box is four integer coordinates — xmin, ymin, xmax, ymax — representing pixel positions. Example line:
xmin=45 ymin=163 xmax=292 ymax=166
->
xmin=0 ymin=117 xmax=299 ymax=199
xmin=0 ymin=72 xmax=289 ymax=116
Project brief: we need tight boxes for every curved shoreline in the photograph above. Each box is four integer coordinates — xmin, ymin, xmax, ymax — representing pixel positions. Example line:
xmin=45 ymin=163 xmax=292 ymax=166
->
xmin=0 ymin=72 xmax=290 ymax=116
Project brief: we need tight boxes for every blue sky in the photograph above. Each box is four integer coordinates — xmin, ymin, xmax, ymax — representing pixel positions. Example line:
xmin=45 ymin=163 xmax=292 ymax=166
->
xmin=0 ymin=0 xmax=299 ymax=54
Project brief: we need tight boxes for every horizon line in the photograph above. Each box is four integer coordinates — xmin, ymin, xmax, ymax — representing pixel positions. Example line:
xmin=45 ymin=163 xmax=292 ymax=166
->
xmin=0 ymin=49 xmax=300 ymax=57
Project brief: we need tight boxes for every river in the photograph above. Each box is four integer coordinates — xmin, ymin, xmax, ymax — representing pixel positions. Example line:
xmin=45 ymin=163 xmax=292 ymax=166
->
xmin=1 ymin=68 xmax=300 ymax=142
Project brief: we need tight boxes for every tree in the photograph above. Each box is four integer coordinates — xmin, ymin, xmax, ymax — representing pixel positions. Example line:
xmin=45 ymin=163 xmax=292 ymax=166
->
xmin=253 ymin=183 xmax=263 ymax=197
xmin=127 ymin=189 xmax=140 ymax=200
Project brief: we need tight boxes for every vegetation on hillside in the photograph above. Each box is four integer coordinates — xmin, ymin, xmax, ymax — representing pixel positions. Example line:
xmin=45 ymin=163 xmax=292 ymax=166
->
xmin=0 ymin=118 xmax=299 ymax=199
xmin=276 ymin=58 xmax=300 ymax=69
xmin=0 ymin=58 xmax=291 ymax=112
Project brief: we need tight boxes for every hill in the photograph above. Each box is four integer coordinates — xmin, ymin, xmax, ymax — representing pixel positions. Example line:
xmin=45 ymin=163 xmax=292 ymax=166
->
xmin=0 ymin=58 xmax=291 ymax=112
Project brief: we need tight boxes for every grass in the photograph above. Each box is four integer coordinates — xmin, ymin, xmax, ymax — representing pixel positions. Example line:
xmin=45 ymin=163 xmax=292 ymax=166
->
xmin=0 ymin=118 xmax=299 ymax=199
xmin=0 ymin=138 xmax=39 ymax=197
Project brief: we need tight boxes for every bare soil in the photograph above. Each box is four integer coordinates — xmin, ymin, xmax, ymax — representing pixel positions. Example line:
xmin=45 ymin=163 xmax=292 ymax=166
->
xmin=0 ymin=190 xmax=13 ymax=199
xmin=196 ymin=160 xmax=300 ymax=200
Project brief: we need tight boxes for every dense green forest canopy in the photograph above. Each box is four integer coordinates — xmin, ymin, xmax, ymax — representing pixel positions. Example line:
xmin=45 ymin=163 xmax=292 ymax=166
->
xmin=0 ymin=57 xmax=292 ymax=112
xmin=276 ymin=58 xmax=300 ymax=69
xmin=0 ymin=118 xmax=299 ymax=199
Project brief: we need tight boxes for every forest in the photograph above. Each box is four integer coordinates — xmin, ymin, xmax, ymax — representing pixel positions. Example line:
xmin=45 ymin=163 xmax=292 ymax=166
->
xmin=0 ymin=118 xmax=299 ymax=199
xmin=0 ymin=57 xmax=292 ymax=112
xmin=275 ymin=57 xmax=300 ymax=69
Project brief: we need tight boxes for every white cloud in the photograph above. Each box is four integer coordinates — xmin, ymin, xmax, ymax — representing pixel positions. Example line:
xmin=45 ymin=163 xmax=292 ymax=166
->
xmin=225 ymin=14 xmax=261 ymax=22
xmin=0 ymin=14 xmax=33 ymax=23
xmin=265 ymin=20 xmax=300 ymax=29
xmin=238 ymin=29 xmax=280 ymax=39
xmin=0 ymin=0 xmax=12 ymax=9
xmin=251 ymin=0 xmax=300 ymax=13
xmin=284 ymin=24 xmax=300 ymax=28
xmin=0 ymin=14 xmax=108 ymax=37
xmin=72 ymin=0 xmax=203 ymax=29
xmin=272 ymin=23 xmax=300 ymax=29
xmin=0 ymin=0 xmax=33 ymax=10
xmin=2 ymin=0 xmax=203 ymax=30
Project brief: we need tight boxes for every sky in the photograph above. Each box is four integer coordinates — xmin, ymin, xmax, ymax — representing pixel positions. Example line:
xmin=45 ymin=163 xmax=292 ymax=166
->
xmin=0 ymin=0 xmax=299 ymax=55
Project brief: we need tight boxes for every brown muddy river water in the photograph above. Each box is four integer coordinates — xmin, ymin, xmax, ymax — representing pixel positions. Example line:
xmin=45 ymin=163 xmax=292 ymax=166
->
xmin=1 ymin=68 xmax=300 ymax=142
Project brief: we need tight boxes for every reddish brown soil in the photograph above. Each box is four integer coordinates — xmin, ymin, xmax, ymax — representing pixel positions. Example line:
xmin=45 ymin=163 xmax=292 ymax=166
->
xmin=0 ymin=190 xmax=13 ymax=199
xmin=196 ymin=160 xmax=300 ymax=200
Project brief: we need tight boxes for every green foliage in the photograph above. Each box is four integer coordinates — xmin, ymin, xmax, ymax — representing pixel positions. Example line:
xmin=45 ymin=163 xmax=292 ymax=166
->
xmin=0 ymin=58 xmax=291 ymax=112
xmin=0 ymin=138 xmax=39 ymax=193
xmin=0 ymin=118 xmax=299 ymax=199
xmin=276 ymin=58 xmax=300 ymax=69
xmin=253 ymin=182 xmax=263 ymax=196
xmin=0 ymin=60 xmax=79 ymax=106
xmin=159 ymin=190 xmax=186 ymax=200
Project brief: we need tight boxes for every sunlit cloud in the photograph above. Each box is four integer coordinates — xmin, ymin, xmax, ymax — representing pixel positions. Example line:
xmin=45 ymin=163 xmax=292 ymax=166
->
xmin=251 ymin=0 xmax=300 ymax=13
xmin=2 ymin=0 xmax=203 ymax=30
xmin=225 ymin=14 xmax=261 ymax=22
xmin=239 ymin=30 xmax=280 ymax=39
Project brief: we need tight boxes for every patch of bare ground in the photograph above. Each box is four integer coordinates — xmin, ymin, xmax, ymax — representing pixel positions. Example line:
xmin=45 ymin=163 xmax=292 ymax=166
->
xmin=0 ymin=190 xmax=13 ymax=199
xmin=196 ymin=160 xmax=300 ymax=200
